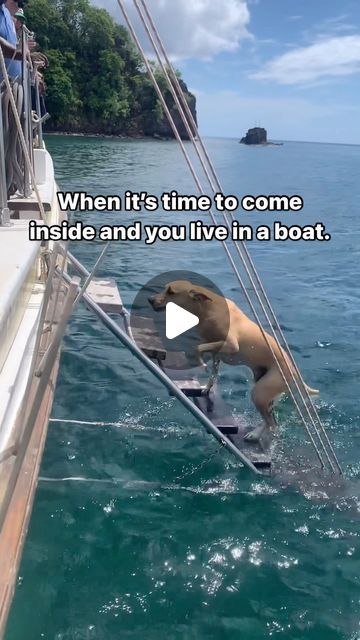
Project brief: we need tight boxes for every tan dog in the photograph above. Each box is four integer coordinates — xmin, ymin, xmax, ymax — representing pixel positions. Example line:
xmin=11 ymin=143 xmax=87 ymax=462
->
xmin=149 ymin=280 xmax=319 ymax=442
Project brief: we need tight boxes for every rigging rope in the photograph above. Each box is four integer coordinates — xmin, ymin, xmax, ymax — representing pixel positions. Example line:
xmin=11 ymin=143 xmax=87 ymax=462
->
xmin=132 ymin=0 xmax=342 ymax=475
xmin=116 ymin=0 xmax=341 ymax=474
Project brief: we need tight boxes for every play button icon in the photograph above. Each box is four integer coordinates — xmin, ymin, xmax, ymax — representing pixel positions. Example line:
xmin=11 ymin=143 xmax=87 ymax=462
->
xmin=166 ymin=302 xmax=199 ymax=340
xmin=130 ymin=270 xmax=230 ymax=371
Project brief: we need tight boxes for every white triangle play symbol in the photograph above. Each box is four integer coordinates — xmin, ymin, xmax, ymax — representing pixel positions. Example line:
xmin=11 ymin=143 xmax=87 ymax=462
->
xmin=166 ymin=302 xmax=199 ymax=340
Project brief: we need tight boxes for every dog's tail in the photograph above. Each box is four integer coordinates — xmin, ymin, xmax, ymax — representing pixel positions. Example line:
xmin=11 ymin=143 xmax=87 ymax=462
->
xmin=305 ymin=384 xmax=320 ymax=396
xmin=281 ymin=353 xmax=320 ymax=396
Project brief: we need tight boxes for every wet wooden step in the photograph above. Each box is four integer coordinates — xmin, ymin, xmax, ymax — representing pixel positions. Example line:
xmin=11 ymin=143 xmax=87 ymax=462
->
xmin=172 ymin=379 xmax=206 ymax=397
xmin=87 ymin=278 xmax=123 ymax=314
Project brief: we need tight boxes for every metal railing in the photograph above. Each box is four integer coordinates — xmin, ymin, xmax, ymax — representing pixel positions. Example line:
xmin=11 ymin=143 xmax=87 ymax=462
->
xmin=0 ymin=246 xmax=77 ymax=529
xmin=0 ymin=25 xmax=45 ymax=225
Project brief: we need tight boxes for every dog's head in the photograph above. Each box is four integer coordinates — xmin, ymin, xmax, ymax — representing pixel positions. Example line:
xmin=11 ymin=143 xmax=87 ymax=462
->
xmin=149 ymin=280 xmax=213 ymax=313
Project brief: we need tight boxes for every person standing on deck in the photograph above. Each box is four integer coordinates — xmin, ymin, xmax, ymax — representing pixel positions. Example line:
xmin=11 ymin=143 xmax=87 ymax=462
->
xmin=14 ymin=6 xmax=25 ymax=36
xmin=0 ymin=0 xmax=21 ymax=80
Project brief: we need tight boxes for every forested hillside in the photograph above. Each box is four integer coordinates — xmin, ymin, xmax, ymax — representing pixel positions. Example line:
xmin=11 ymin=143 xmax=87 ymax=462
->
xmin=26 ymin=0 xmax=197 ymax=137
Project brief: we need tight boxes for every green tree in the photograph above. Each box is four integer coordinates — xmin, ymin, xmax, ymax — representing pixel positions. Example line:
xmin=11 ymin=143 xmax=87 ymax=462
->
xmin=24 ymin=0 xmax=196 ymax=136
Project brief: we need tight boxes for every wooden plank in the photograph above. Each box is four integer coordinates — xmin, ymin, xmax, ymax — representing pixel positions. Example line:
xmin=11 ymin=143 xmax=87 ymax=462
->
xmin=171 ymin=379 xmax=206 ymax=397
xmin=8 ymin=199 xmax=51 ymax=213
xmin=131 ymin=317 xmax=166 ymax=361
xmin=87 ymin=278 xmax=123 ymax=314
xmin=131 ymin=317 xmax=195 ymax=368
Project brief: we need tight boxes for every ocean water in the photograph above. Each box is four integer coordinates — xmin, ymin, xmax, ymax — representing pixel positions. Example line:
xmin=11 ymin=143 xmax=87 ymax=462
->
xmin=6 ymin=136 xmax=360 ymax=640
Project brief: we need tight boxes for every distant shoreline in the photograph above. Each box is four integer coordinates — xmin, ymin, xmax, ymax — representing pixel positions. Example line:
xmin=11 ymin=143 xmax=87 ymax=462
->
xmin=44 ymin=132 xmax=360 ymax=147
xmin=45 ymin=131 xmax=177 ymax=141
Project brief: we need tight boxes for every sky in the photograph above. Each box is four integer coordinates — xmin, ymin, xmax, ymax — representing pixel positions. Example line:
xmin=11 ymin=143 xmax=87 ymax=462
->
xmin=96 ymin=0 xmax=360 ymax=144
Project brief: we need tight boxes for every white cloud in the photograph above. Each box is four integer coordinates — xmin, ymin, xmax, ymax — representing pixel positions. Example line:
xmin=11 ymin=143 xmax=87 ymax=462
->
xmin=301 ymin=14 xmax=356 ymax=44
xmin=321 ymin=14 xmax=353 ymax=32
xmin=252 ymin=35 xmax=360 ymax=85
xmin=96 ymin=0 xmax=251 ymax=60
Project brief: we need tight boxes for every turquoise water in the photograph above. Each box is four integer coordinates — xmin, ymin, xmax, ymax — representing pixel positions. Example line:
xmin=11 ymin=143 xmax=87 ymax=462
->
xmin=6 ymin=136 xmax=360 ymax=639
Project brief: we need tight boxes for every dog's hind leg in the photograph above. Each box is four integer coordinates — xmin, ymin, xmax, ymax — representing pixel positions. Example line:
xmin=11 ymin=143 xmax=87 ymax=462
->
xmin=245 ymin=369 xmax=286 ymax=442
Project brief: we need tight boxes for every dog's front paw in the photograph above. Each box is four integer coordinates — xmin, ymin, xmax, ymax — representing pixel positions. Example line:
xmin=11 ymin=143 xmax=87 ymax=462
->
xmin=244 ymin=426 xmax=265 ymax=443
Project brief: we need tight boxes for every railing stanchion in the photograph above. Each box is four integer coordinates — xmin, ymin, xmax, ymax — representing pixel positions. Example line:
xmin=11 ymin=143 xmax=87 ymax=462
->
xmin=34 ymin=72 xmax=43 ymax=147
xmin=21 ymin=26 xmax=31 ymax=197
xmin=0 ymin=84 xmax=10 ymax=226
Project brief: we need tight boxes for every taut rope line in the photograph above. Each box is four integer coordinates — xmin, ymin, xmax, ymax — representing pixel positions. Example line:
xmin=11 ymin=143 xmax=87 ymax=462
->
xmin=116 ymin=0 xmax=330 ymax=470
xmin=115 ymin=0 xmax=340 ymax=473
xmin=130 ymin=0 xmax=340 ymax=473
xmin=133 ymin=0 xmax=341 ymax=474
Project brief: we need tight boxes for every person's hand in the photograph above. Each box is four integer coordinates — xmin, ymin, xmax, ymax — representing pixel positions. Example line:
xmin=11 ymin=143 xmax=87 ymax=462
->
xmin=27 ymin=38 xmax=37 ymax=50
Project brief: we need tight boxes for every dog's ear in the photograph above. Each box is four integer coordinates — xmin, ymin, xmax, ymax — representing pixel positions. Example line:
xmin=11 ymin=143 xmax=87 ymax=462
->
xmin=189 ymin=289 xmax=212 ymax=302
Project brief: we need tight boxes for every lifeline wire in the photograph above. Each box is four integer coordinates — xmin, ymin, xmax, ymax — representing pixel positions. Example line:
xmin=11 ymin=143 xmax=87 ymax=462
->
xmin=116 ymin=0 xmax=340 ymax=474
